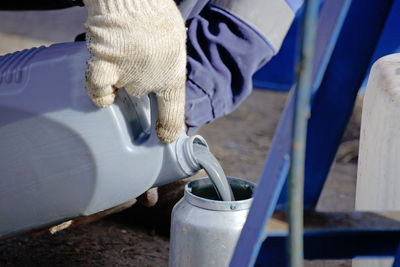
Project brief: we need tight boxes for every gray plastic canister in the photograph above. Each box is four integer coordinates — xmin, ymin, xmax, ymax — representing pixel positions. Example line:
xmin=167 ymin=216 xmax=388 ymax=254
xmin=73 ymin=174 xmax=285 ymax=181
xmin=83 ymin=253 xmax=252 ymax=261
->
xmin=0 ymin=42 xmax=208 ymax=237
xmin=169 ymin=177 xmax=255 ymax=267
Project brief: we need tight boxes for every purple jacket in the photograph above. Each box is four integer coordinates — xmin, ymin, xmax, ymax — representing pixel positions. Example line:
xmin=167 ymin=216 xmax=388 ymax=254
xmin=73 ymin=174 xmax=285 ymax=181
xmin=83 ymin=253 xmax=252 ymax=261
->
xmin=179 ymin=0 xmax=302 ymax=133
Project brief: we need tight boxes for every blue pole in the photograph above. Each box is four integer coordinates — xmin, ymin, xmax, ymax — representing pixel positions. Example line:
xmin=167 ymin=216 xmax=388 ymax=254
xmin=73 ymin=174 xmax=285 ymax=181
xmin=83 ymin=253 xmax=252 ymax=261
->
xmin=287 ymin=0 xmax=319 ymax=266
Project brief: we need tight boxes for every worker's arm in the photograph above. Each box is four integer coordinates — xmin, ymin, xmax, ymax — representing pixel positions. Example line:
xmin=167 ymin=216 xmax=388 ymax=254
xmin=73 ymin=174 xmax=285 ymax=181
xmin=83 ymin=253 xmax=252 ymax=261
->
xmin=184 ymin=0 xmax=303 ymax=133
xmin=78 ymin=0 xmax=302 ymax=137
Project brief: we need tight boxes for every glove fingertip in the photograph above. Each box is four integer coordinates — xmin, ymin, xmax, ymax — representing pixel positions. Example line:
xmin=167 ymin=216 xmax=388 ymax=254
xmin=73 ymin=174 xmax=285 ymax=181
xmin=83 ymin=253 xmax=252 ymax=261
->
xmin=137 ymin=187 xmax=159 ymax=207
xmin=155 ymin=88 xmax=185 ymax=144
xmin=86 ymin=84 xmax=117 ymax=108
xmin=156 ymin=119 xmax=182 ymax=144
xmin=91 ymin=94 xmax=116 ymax=108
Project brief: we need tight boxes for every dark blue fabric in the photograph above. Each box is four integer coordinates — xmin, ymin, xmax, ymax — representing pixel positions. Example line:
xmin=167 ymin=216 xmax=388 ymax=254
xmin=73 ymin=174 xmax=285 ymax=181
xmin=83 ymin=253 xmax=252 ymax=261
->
xmin=185 ymin=4 xmax=275 ymax=133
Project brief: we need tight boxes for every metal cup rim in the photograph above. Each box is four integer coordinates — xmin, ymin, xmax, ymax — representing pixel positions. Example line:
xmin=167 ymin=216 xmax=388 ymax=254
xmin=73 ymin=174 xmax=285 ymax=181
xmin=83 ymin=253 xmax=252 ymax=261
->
xmin=184 ymin=177 xmax=255 ymax=211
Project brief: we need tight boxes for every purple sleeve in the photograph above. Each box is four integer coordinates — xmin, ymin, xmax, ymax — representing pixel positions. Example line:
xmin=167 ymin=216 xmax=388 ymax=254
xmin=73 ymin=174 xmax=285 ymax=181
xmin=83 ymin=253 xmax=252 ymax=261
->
xmin=185 ymin=4 xmax=275 ymax=134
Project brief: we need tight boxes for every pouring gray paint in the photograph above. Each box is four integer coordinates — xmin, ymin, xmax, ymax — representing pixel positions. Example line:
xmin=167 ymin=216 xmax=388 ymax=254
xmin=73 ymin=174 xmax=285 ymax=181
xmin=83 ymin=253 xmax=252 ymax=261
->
xmin=193 ymin=143 xmax=235 ymax=201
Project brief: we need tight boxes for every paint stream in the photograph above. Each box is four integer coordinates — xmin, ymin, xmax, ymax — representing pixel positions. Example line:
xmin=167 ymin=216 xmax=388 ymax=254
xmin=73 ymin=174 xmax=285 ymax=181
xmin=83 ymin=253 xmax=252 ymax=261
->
xmin=193 ymin=143 xmax=235 ymax=201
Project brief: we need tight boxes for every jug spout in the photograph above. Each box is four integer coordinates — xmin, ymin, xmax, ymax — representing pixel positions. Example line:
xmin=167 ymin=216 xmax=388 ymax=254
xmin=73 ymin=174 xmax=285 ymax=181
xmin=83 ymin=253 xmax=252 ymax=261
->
xmin=152 ymin=133 xmax=209 ymax=187
xmin=176 ymin=134 xmax=208 ymax=176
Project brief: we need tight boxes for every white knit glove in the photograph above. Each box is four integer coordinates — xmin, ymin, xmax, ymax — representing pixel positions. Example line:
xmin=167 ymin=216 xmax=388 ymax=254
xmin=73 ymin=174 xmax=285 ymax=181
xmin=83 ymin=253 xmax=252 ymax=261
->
xmin=83 ymin=0 xmax=187 ymax=143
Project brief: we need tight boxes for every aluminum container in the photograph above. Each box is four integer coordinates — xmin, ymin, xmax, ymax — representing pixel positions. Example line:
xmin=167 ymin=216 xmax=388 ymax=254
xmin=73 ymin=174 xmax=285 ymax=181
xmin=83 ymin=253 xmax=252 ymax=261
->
xmin=169 ymin=177 xmax=255 ymax=267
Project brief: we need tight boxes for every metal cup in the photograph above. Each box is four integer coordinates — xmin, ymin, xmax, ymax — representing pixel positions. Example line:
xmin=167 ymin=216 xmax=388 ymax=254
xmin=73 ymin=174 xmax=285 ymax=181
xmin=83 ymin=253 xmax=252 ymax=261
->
xmin=169 ymin=177 xmax=255 ymax=267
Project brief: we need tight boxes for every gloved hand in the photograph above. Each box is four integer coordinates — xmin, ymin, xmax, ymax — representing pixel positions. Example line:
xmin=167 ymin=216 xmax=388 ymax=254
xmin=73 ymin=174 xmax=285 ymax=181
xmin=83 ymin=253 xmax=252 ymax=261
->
xmin=83 ymin=0 xmax=187 ymax=143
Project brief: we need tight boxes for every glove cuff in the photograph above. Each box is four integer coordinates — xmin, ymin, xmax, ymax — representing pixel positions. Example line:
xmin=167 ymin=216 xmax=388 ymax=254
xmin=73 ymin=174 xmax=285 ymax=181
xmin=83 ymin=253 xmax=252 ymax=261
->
xmin=83 ymin=0 xmax=169 ymax=16
xmin=83 ymin=0 xmax=129 ymax=16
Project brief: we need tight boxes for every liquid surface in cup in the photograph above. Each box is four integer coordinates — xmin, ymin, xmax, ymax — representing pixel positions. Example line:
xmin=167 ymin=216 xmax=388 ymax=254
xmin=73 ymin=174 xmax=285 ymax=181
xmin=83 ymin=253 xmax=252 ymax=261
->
xmin=193 ymin=143 xmax=235 ymax=201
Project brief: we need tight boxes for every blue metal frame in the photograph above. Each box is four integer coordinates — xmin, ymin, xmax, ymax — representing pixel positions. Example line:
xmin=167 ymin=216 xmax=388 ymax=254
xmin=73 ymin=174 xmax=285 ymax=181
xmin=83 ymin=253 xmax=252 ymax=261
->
xmin=393 ymin=243 xmax=400 ymax=267
xmin=231 ymin=0 xmax=397 ymax=266
xmin=309 ymin=0 xmax=352 ymax=97
xmin=277 ymin=0 xmax=394 ymax=210
xmin=256 ymin=230 xmax=400 ymax=266
xmin=230 ymin=92 xmax=294 ymax=267
xmin=359 ymin=0 xmax=400 ymax=92
xmin=231 ymin=1 xmax=354 ymax=265
xmin=252 ymin=0 xmax=353 ymax=213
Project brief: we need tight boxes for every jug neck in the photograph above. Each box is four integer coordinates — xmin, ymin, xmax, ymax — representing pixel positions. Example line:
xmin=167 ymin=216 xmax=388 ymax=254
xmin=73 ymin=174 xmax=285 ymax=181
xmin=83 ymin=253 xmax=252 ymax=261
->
xmin=176 ymin=134 xmax=208 ymax=176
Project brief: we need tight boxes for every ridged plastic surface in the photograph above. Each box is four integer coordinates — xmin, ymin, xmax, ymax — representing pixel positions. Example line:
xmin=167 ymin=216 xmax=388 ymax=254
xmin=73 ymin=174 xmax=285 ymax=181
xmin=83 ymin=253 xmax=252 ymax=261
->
xmin=0 ymin=42 xmax=193 ymax=237
xmin=0 ymin=46 xmax=45 ymax=93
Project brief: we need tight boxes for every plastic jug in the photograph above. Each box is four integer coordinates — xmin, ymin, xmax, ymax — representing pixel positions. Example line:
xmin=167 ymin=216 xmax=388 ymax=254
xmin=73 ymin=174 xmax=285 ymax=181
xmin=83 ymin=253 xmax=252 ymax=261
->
xmin=0 ymin=42 xmax=207 ymax=237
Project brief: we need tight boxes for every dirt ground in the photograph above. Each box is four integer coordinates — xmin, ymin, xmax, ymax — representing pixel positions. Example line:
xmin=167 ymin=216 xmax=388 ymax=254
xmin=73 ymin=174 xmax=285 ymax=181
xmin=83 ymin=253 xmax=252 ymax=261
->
xmin=0 ymin=7 xmax=365 ymax=267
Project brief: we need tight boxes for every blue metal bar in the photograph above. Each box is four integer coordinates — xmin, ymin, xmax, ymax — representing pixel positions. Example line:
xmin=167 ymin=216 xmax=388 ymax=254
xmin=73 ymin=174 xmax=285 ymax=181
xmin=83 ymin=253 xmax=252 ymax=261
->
xmin=393 ymin=242 xmax=400 ymax=267
xmin=274 ymin=0 xmax=355 ymax=211
xmin=231 ymin=1 xmax=394 ymax=266
xmin=256 ymin=230 xmax=400 ymax=266
xmin=302 ymin=0 xmax=394 ymax=209
xmin=229 ymin=92 xmax=294 ymax=267
xmin=359 ymin=0 xmax=400 ymax=92
xmin=230 ymin=1 xmax=356 ymax=265
xmin=277 ymin=0 xmax=394 ymax=210
xmin=255 ymin=211 xmax=400 ymax=265
xmin=310 ymin=0 xmax=352 ymax=97
xmin=287 ymin=0 xmax=319 ymax=265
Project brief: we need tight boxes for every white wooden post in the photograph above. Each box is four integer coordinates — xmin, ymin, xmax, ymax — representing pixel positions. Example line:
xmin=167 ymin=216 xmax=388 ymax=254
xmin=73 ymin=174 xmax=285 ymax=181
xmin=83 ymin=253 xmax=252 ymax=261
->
xmin=354 ymin=54 xmax=400 ymax=267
